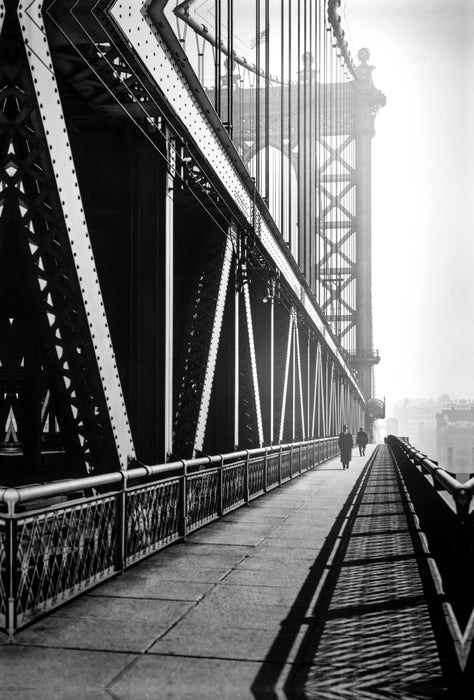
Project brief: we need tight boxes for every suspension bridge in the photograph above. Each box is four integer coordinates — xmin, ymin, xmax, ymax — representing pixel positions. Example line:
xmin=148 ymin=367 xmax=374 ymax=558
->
xmin=0 ymin=1 xmax=473 ymax=698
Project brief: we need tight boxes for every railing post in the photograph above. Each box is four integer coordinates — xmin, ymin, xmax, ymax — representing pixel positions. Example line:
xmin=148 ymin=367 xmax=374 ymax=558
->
xmin=116 ymin=469 xmax=128 ymax=572
xmin=180 ymin=461 xmax=188 ymax=541
xmin=263 ymin=447 xmax=268 ymax=493
xmin=455 ymin=487 xmax=471 ymax=523
xmin=245 ymin=450 xmax=250 ymax=503
xmin=218 ymin=455 xmax=224 ymax=516
xmin=299 ymin=443 xmax=303 ymax=474
xmin=278 ymin=443 xmax=282 ymax=485
xmin=7 ymin=517 xmax=17 ymax=639
xmin=290 ymin=443 xmax=293 ymax=479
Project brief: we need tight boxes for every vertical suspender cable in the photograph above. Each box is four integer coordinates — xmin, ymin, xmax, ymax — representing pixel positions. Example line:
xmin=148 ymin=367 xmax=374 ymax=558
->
xmin=309 ymin=0 xmax=315 ymax=293
xmin=255 ymin=0 xmax=262 ymax=192
xmin=296 ymin=0 xmax=301 ymax=265
xmin=215 ymin=0 xmax=221 ymax=116
xmin=264 ymin=0 xmax=270 ymax=206
xmin=288 ymin=0 xmax=293 ymax=253
xmin=227 ymin=0 xmax=233 ymax=137
xmin=280 ymin=0 xmax=285 ymax=239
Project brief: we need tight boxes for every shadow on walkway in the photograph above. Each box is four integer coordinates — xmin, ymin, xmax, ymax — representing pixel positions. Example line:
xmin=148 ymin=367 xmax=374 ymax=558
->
xmin=252 ymin=446 xmax=456 ymax=699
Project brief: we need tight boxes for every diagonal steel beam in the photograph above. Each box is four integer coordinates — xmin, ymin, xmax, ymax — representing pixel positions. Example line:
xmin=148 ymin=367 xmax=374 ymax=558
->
xmin=18 ymin=0 xmax=134 ymax=469
xmin=278 ymin=310 xmax=294 ymax=444
xmin=243 ymin=282 xmax=264 ymax=447
xmin=194 ymin=231 xmax=234 ymax=454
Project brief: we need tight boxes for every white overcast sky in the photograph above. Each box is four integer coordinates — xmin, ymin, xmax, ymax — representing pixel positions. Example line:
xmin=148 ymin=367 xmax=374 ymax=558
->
xmin=343 ymin=0 xmax=474 ymax=411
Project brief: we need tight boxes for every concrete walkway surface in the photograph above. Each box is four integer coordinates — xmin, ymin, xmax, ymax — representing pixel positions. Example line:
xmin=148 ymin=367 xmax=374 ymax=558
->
xmin=1 ymin=448 xmax=374 ymax=699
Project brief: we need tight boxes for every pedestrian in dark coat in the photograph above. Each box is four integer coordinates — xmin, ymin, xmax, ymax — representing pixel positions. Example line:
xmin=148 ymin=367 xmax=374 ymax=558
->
xmin=338 ymin=425 xmax=353 ymax=470
xmin=356 ymin=427 xmax=369 ymax=456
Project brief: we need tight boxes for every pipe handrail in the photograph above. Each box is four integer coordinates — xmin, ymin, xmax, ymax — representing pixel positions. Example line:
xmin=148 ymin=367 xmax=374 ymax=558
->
xmin=388 ymin=436 xmax=474 ymax=520
xmin=0 ymin=436 xmax=337 ymax=511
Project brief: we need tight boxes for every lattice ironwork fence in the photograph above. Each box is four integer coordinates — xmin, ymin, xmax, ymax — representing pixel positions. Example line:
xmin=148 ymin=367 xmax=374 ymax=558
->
xmin=0 ymin=437 xmax=338 ymax=636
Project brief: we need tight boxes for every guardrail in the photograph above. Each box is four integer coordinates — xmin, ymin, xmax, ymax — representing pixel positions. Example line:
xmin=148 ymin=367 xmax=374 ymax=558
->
xmin=387 ymin=435 xmax=474 ymax=520
xmin=0 ymin=437 xmax=338 ymax=637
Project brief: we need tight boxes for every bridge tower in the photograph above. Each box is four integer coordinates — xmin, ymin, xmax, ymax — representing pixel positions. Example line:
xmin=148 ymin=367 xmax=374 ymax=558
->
xmin=353 ymin=48 xmax=385 ymax=403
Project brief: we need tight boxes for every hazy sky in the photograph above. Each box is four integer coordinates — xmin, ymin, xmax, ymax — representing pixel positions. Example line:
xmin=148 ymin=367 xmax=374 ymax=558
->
xmin=344 ymin=0 xmax=474 ymax=412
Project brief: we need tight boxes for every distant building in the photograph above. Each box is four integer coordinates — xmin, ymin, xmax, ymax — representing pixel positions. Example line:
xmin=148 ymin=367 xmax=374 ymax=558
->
xmin=393 ymin=399 xmax=437 ymax=455
xmin=418 ymin=423 xmax=436 ymax=459
xmin=436 ymin=403 xmax=474 ymax=481
xmin=386 ymin=417 xmax=399 ymax=437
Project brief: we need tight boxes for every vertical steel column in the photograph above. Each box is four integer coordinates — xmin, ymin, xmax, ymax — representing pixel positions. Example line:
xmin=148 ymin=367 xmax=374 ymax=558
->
xmin=234 ymin=282 xmax=240 ymax=449
xmin=353 ymin=53 xmax=385 ymax=402
xmin=320 ymin=350 xmax=327 ymax=437
xmin=291 ymin=317 xmax=296 ymax=441
xmin=311 ymin=342 xmax=321 ymax=437
xmin=307 ymin=334 xmax=311 ymax=438
xmin=269 ymin=288 xmax=275 ymax=444
xmin=327 ymin=360 xmax=334 ymax=436
xmin=164 ymin=128 xmax=175 ymax=457
xmin=295 ymin=324 xmax=305 ymax=440
xmin=355 ymin=103 xmax=373 ymax=402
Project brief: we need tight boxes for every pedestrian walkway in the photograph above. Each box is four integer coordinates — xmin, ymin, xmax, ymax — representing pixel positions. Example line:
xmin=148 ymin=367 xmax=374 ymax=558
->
xmin=0 ymin=445 xmax=455 ymax=698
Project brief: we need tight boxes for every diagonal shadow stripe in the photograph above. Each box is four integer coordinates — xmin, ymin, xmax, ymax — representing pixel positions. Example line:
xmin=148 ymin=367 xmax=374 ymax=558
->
xmin=284 ymin=445 xmax=462 ymax=698
xmin=250 ymin=449 xmax=378 ymax=699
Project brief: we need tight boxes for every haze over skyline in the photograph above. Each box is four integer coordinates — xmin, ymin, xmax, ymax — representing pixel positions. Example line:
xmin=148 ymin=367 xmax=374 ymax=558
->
xmin=345 ymin=0 xmax=474 ymax=412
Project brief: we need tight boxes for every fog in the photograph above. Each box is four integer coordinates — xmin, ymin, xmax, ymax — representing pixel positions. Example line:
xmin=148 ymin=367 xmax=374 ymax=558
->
xmin=345 ymin=0 xmax=474 ymax=412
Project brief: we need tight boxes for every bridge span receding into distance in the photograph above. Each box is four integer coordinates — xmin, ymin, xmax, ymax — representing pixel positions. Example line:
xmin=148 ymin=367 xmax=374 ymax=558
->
xmin=1 ymin=0 xmax=473 ymax=697
xmin=2 ymin=439 xmax=474 ymax=698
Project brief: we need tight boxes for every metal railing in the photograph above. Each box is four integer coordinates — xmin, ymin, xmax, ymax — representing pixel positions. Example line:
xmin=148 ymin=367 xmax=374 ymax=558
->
xmin=387 ymin=436 xmax=474 ymax=520
xmin=0 ymin=437 xmax=338 ymax=637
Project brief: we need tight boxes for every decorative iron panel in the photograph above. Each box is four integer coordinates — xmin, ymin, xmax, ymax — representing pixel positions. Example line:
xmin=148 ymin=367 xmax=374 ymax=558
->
xmin=187 ymin=469 xmax=219 ymax=532
xmin=125 ymin=478 xmax=181 ymax=565
xmin=15 ymin=497 xmax=117 ymax=627
xmin=222 ymin=462 xmax=246 ymax=514
xmin=267 ymin=454 xmax=280 ymax=489
xmin=248 ymin=457 xmax=265 ymax=499
xmin=281 ymin=451 xmax=292 ymax=482
xmin=293 ymin=448 xmax=301 ymax=475
xmin=317 ymin=442 xmax=324 ymax=464
xmin=301 ymin=446 xmax=309 ymax=472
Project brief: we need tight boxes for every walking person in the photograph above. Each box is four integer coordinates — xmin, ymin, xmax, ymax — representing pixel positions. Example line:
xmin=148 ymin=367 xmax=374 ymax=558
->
xmin=338 ymin=425 xmax=353 ymax=470
xmin=356 ymin=427 xmax=369 ymax=456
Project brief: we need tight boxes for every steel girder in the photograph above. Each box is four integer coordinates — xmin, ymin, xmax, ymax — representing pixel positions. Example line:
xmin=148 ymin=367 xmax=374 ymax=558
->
xmin=0 ymin=1 xmax=367 ymax=484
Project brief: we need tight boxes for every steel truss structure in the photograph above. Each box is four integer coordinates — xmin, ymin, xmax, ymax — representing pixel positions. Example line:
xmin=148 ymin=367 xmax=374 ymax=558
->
xmin=0 ymin=0 xmax=383 ymax=483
